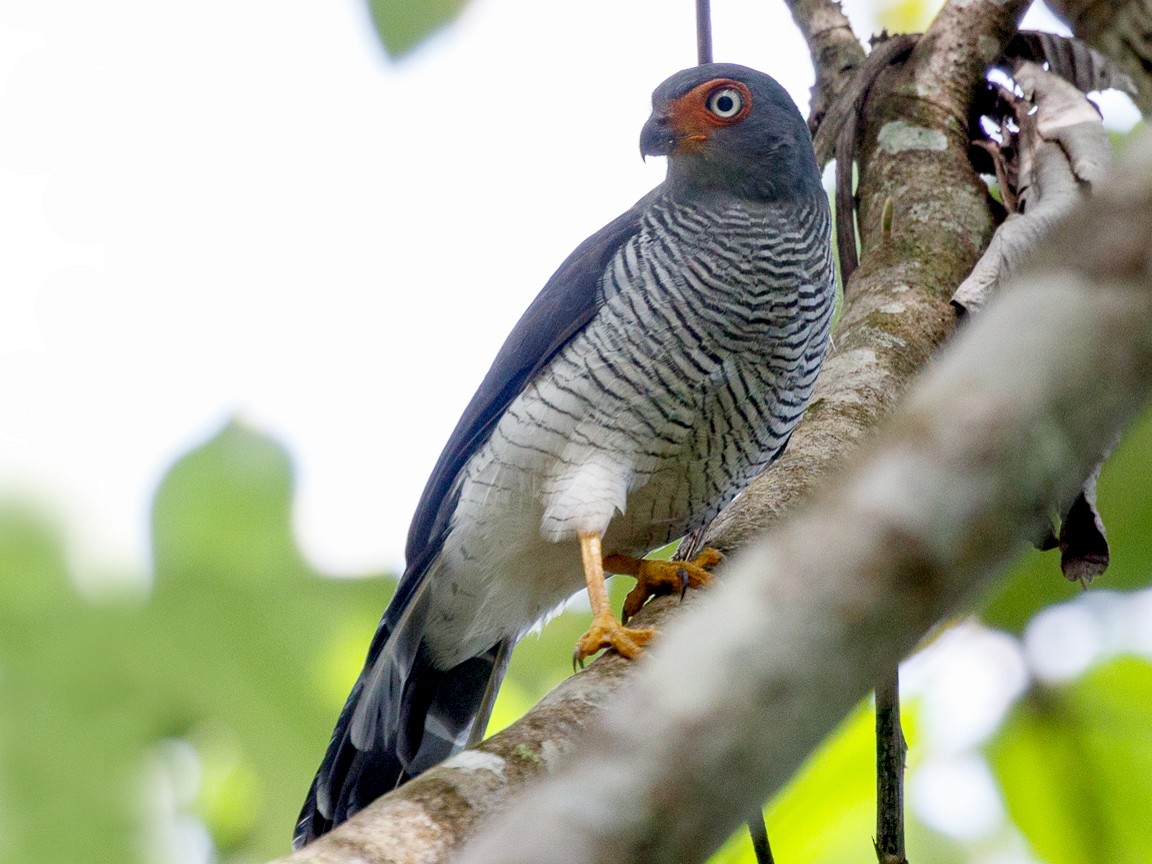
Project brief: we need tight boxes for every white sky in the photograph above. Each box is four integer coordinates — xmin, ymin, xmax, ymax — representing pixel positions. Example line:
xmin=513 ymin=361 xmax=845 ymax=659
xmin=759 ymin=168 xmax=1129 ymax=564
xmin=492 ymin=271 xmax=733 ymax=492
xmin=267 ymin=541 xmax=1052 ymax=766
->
xmin=0 ymin=0 xmax=1130 ymax=584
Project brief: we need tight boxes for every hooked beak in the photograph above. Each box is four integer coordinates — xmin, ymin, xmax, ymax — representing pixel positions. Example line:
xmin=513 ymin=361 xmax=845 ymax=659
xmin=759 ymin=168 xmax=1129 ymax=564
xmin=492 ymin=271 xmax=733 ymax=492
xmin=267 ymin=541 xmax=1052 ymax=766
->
xmin=639 ymin=105 xmax=709 ymax=160
xmin=640 ymin=111 xmax=676 ymax=159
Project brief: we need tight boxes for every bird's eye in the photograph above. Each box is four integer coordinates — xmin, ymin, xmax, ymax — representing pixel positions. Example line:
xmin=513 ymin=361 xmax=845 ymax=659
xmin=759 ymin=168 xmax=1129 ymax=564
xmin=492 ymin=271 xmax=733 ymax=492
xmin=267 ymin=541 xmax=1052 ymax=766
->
xmin=706 ymin=87 xmax=744 ymax=119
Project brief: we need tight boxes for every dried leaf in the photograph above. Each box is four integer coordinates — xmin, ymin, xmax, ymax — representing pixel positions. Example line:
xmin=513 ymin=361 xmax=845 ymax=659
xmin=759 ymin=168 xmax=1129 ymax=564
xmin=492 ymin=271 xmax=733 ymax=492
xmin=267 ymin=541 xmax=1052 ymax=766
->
xmin=1006 ymin=31 xmax=1139 ymax=98
xmin=1058 ymin=465 xmax=1110 ymax=586
xmin=953 ymin=63 xmax=1111 ymax=314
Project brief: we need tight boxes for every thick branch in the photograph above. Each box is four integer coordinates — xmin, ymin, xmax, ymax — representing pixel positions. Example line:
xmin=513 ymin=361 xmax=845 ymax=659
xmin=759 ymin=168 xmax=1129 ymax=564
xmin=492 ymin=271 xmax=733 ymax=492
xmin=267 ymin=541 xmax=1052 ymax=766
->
xmin=458 ymin=128 xmax=1152 ymax=864
xmin=909 ymin=0 xmax=1032 ymax=121
xmin=782 ymin=0 xmax=867 ymax=133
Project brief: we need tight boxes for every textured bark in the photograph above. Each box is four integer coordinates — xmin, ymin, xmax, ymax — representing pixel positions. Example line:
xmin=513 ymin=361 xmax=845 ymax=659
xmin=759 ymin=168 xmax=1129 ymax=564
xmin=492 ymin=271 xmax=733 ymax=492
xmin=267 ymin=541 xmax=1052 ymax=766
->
xmin=457 ymin=126 xmax=1152 ymax=864
xmin=783 ymin=0 xmax=867 ymax=134
xmin=1047 ymin=0 xmax=1152 ymax=116
xmin=272 ymin=651 xmax=643 ymax=863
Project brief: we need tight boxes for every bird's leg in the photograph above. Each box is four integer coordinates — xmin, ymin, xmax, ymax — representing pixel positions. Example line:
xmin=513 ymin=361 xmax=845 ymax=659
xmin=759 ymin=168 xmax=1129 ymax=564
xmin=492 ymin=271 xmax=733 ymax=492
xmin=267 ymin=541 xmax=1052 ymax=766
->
xmin=573 ymin=533 xmax=656 ymax=667
xmin=604 ymin=547 xmax=723 ymax=622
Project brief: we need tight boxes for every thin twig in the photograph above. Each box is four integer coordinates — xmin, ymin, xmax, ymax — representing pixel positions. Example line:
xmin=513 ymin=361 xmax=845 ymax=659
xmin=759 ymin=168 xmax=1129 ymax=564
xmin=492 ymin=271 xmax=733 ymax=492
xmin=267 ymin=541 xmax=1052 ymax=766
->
xmin=814 ymin=33 xmax=919 ymax=165
xmin=874 ymin=669 xmax=907 ymax=864
xmin=834 ymin=106 xmax=860 ymax=281
xmin=747 ymin=814 xmax=775 ymax=864
xmin=696 ymin=0 xmax=713 ymax=64
xmin=826 ymin=34 xmax=918 ymax=284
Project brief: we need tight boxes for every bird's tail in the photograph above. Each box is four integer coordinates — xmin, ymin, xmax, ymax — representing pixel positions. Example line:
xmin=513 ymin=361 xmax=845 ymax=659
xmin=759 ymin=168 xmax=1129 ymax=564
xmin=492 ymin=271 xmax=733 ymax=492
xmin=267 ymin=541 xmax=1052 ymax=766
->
xmin=293 ymin=578 xmax=511 ymax=848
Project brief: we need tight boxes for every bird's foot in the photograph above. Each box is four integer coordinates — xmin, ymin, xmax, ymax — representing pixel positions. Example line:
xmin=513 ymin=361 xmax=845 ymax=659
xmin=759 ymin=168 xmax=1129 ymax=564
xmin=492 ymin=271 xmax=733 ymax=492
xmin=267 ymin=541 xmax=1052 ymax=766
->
xmin=572 ymin=613 xmax=655 ymax=669
xmin=604 ymin=548 xmax=724 ymax=622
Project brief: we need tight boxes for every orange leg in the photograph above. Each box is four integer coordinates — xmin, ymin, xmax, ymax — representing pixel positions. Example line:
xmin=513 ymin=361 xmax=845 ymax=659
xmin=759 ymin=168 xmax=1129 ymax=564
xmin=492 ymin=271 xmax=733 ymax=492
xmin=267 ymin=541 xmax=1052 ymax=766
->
xmin=604 ymin=547 xmax=724 ymax=622
xmin=573 ymin=533 xmax=656 ymax=667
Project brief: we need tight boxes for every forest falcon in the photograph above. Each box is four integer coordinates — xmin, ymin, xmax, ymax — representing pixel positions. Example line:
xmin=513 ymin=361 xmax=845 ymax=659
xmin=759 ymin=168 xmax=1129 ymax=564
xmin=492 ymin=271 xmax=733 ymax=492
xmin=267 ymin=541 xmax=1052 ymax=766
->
xmin=295 ymin=62 xmax=836 ymax=846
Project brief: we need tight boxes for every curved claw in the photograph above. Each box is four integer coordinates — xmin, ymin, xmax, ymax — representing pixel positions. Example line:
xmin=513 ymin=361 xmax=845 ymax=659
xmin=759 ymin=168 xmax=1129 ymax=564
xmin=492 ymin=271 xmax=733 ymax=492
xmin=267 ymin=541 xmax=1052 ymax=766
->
xmin=573 ymin=614 xmax=655 ymax=666
xmin=616 ymin=548 xmax=724 ymax=622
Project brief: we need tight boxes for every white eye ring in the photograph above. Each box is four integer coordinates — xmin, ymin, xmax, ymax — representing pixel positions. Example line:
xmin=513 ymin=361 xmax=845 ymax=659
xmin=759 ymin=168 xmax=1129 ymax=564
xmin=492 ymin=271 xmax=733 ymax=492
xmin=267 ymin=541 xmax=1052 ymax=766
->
xmin=706 ymin=87 xmax=744 ymax=119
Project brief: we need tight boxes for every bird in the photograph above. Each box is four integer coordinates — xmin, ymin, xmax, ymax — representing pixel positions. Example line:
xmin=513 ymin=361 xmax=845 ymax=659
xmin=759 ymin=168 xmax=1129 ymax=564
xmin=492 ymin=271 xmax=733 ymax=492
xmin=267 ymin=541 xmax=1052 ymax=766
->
xmin=294 ymin=62 xmax=836 ymax=847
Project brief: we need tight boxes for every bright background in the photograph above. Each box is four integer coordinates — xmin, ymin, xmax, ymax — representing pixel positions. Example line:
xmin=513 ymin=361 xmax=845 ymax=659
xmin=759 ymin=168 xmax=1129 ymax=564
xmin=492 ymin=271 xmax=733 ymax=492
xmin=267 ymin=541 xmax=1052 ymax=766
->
xmin=1 ymin=1 xmax=1150 ymax=863
xmin=5 ymin=0 xmax=1139 ymax=584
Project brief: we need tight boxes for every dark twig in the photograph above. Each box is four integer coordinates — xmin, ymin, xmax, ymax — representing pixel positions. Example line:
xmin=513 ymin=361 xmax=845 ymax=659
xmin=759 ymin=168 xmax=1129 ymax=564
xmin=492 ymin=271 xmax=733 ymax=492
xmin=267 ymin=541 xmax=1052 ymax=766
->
xmin=823 ymin=34 xmax=919 ymax=283
xmin=747 ymin=813 xmax=776 ymax=864
xmin=874 ymin=669 xmax=907 ymax=864
xmin=696 ymin=0 xmax=713 ymax=64
xmin=814 ymin=33 xmax=919 ymax=165
xmin=835 ymin=107 xmax=861 ymax=281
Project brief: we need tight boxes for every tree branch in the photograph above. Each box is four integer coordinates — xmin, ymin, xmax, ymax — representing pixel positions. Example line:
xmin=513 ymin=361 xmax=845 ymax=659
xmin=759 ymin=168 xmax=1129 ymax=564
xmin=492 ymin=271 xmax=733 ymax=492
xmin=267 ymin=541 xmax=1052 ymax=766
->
xmin=874 ymin=670 xmax=907 ymax=864
xmin=458 ymin=127 xmax=1152 ymax=864
xmin=782 ymin=0 xmax=867 ymax=135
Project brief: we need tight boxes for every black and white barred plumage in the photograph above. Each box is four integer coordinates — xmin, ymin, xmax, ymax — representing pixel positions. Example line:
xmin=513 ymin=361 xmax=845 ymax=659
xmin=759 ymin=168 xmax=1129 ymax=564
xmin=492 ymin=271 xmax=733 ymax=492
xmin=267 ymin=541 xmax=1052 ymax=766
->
xmin=296 ymin=62 xmax=835 ymax=847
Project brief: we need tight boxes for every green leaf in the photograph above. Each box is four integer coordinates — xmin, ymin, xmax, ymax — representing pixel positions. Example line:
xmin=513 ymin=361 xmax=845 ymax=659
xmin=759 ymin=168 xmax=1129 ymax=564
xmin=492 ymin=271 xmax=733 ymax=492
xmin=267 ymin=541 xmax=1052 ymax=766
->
xmin=366 ymin=0 xmax=470 ymax=58
xmin=989 ymin=656 xmax=1152 ymax=864
xmin=875 ymin=0 xmax=945 ymax=33
xmin=0 ymin=422 xmax=394 ymax=863
xmin=701 ymin=700 xmax=925 ymax=864
xmin=0 ymin=507 xmax=141 ymax=864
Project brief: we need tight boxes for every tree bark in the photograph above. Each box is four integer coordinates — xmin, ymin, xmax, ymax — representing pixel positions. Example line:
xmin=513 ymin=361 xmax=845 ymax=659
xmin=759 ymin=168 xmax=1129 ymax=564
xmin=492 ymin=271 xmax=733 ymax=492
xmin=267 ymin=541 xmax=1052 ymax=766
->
xmin=783 ymin=0 xmax=867 ymax=134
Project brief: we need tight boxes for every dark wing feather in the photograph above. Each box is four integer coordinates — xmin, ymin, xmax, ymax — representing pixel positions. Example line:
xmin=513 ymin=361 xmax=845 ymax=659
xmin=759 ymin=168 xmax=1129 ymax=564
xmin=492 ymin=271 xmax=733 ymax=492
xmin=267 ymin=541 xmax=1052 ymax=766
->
xmin=403 ymin=190 xmax=655 ymax=573
xmin=294 ymin=190 xmax=654 ymax=848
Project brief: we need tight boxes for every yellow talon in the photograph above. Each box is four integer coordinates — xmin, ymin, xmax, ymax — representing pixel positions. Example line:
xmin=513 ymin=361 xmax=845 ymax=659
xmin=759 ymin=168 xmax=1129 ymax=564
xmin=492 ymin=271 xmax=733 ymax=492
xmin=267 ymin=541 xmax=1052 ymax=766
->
xmin=606 ymin=547 xmax=723 ymax=621
xmin=572 ymin=614 xmax=656 ymax=668
xmin=572 ymin=534 xmax=721 ymax=666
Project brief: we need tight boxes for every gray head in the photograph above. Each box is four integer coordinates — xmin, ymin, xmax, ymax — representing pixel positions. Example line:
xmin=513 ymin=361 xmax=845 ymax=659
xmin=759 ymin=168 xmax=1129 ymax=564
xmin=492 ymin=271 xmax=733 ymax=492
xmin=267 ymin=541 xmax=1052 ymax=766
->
xmin=640 ymin=63 xmax=822 ymax=203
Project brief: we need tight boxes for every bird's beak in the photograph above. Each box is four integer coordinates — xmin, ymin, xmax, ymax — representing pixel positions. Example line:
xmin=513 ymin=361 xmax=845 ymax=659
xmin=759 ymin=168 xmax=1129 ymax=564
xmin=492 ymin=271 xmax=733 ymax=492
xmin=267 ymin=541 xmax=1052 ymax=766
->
xmin=640 ymin=111 xmax=676 ymax=160
xmin=640 ymin=99 xmax=709 ymax=160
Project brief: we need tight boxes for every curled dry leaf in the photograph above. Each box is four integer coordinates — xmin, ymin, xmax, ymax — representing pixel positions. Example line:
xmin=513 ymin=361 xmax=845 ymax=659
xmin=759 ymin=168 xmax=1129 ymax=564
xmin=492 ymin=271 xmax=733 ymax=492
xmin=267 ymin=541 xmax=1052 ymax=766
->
xmin=1058 ymin=464 xmax=1110 ymax=586
xmin=952 ymin=62 xmax=1112 ymax=314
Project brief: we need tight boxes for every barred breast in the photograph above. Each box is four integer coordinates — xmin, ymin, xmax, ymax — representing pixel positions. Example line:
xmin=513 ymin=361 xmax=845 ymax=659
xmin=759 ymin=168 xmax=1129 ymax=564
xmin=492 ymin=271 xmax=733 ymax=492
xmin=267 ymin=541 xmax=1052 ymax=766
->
xmin=427 ymin=189 xmax=834 ymax=665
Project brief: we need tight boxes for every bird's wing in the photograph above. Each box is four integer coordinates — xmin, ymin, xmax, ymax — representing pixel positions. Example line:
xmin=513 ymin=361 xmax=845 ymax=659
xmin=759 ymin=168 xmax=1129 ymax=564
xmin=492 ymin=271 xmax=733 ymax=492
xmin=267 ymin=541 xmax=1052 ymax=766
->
xmin=400 ymin=189 xmax=657 ymax=585
xmin=295 ymin=195 xmax=655 ymax=848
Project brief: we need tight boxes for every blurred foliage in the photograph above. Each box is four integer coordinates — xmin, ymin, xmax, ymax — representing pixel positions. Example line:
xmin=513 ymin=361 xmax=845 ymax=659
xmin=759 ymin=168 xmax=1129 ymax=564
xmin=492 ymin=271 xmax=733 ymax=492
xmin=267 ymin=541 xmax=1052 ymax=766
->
xmin=1 ymin=406 xmax=1151 ymax=863
xmin=875 ymin=0 xmax=945 ymax=33
xmin=0 ymin=422 xmax=390 ymax=863
xmin=989 ymin=657 xmax=1152 ymax=864
xmin=365 ymin=0 xmax=470 ymax=58
xmin=364 ymin=0 xmax=955 ymax=59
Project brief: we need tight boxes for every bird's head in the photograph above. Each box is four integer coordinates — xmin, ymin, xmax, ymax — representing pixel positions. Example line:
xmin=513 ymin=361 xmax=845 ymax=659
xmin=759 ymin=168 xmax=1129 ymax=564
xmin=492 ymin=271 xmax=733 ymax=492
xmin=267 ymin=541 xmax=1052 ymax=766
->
xmin=640 ymin=63 xmax=821 ymax=203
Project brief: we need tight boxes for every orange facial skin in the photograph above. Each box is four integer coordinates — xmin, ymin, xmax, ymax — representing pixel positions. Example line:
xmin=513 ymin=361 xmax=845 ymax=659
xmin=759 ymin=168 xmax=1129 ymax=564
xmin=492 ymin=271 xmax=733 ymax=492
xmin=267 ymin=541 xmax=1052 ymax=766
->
xmin=663 ymin=78 xmax=753 ymax=154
